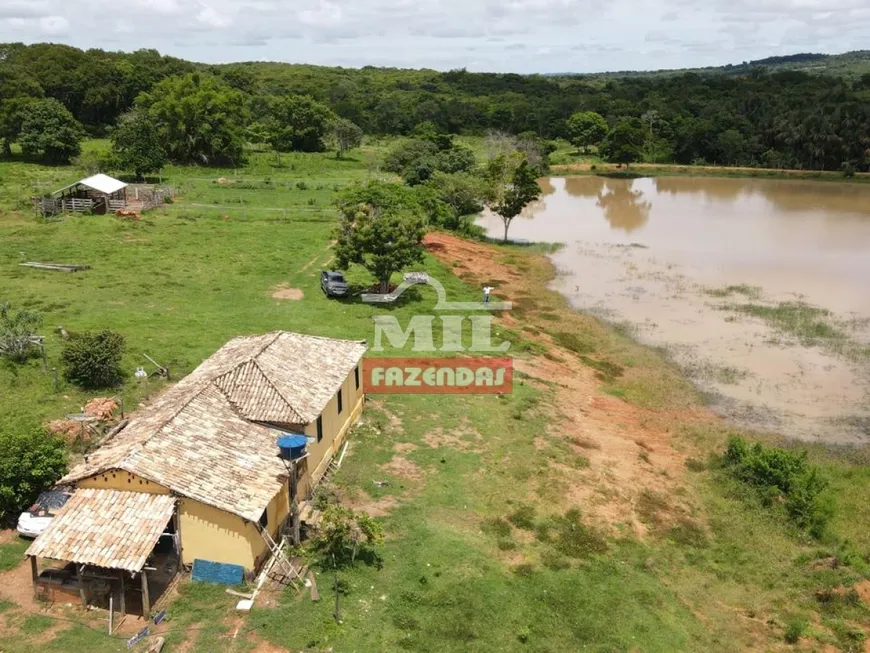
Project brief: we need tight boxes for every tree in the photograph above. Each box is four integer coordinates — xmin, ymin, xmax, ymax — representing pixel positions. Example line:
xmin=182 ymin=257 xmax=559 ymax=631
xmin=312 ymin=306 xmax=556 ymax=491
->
xmin=263 ymin=94 xmax=334 ymax=153
xmin=19 ymin=98 xmax=83 ymax=163
xmin=61 ymin=330 xmax=126 ymax=390
xmin=333 ymin=181 xmax=426 ymax=293
xmin=423 ymin=171 xmax=486 ymax=230
xmin=0 ymin=302 xmax=43 ymax=364
xmin=566 ymin=111 xmax=608 ymax=153
xmin=327 ymin=117 xmax=363 ymax=158
xmin=600 ymin=119 xmax=645 ymax=166
xmin=485 ymin=154 xmax=542 ymax=242
xmin=383 ymin=138 xmax=438 ymax=174
xmin=716 ymin=129 xmax=749 ymax=166
xmin=0 ymin=63 xmax=43 ymax=156
xmin=111 ymin=110 xmax=167 ymax=179
xmin=315 ymin=505 xmax=384 ymax=567
xmin=137 ymin=73 xmax=248 ymax=164
xmin=0 ymin=424 xmax=67 ymax=519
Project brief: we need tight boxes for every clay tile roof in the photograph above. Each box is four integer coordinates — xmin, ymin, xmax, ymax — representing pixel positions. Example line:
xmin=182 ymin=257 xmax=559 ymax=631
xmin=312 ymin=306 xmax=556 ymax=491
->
xmin=61 ymin=332 xmax=367 ymax=521
xmin=26 ymin=489 xmax=176 ymax=572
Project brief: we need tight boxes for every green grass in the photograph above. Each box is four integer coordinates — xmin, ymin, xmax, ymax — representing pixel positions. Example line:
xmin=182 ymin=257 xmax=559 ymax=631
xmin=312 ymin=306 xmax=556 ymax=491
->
xmin=0 ymin=538 xmax=29 ymax=572
xmin=725 ymin=301 xmax=851 ymax=349
xmin=705 ymin=284 xmax=762 ymax=300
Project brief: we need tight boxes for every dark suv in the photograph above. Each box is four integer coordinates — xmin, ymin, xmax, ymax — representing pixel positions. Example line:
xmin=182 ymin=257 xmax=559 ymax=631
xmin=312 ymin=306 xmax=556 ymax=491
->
xmin=321 ymin=270 xmax=349 ymax=297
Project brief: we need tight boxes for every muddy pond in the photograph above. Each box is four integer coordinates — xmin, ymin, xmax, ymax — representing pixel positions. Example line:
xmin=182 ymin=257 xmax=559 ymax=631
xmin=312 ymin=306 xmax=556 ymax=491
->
xmin=477 ymin=176 xmax=870 ymax=444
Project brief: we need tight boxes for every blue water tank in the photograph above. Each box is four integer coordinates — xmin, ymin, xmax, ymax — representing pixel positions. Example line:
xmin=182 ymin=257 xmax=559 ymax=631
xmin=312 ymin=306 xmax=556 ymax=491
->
xmin=277 ymin=434 xmax=308 ymax=460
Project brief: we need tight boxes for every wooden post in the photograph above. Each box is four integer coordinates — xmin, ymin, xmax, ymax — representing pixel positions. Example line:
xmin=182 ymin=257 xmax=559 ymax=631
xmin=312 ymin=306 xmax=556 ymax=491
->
xmin=29 ymin=556 xmax=38 ymax=584
xmin=173 ymin=507 xmax=184 ymax=571
xmin=142 ymin=569 xmax=151 ymax=617
xmin=109 ymin=594 xmax=113 ymax=634
xmin=75 ymin=565 xmax=87 ymax=608
xmin=119 ymin=571 xmax=125 ymax=617
xmin=290 ymin=460 xmax=300 ymax=547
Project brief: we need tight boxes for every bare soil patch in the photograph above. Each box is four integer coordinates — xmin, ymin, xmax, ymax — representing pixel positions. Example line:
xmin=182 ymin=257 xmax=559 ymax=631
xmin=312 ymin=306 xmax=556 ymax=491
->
xmin=393 ymin=442 xmax=418 ymax=454
xmin=270 ymin=284 xmax=304 ymax=300
xmin=423 ymin=425 xmax=484 ymax=453
xmin=345 ymin=491 xmax=400 ymax=517
xmin=380 ymin=456 xmax=424 ymax=482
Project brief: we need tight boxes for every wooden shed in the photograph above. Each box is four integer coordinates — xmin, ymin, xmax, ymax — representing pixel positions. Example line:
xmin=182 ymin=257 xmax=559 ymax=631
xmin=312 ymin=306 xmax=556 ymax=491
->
xmin=26 ymin=488 xmax=179 ymax=628
xmin=50 ymin=174 xmax=128 ymax=214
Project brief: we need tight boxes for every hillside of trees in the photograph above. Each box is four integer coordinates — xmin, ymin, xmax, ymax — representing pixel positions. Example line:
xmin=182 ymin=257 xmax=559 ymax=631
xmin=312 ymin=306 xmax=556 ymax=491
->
xmin=553 ymin=50 xmax=870 ymax=80
xmin=2 ymin=42 xmax=870 ymax=172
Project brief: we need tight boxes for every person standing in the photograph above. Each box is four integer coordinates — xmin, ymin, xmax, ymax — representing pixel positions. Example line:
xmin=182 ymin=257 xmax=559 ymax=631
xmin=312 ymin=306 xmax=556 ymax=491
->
xmin=483 ymin=286 xmax=494 ymax=303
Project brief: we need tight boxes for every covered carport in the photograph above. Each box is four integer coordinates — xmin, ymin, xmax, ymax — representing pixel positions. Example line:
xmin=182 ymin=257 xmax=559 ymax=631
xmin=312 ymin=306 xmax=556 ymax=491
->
xmin=25 ymin=488 xmax=179 ymax=630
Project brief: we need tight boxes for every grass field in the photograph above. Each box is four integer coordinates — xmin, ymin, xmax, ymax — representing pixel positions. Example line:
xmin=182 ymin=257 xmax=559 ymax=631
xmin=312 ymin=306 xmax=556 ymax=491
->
xmin=1 ymin=140 xmax=870 ymax=651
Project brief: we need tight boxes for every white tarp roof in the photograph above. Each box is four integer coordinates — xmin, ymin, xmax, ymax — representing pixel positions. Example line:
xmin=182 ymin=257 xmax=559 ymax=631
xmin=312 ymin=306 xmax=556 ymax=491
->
xmin=52 ymin=174 xmax=127 ymax=197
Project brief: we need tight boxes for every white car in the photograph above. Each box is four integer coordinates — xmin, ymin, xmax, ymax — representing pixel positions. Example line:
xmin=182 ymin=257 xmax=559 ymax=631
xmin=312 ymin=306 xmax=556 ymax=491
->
xmin=16 ymin=490 xmax=72 ymax=539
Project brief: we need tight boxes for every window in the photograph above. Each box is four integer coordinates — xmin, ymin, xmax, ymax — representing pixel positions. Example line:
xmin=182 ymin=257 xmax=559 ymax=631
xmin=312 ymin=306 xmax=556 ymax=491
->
xmin=354 ymin=365 xmax=360 ymax=390
xmin=337 ymin=388 xmax=343 ymax=414
xmin=258 ymin=509 xmax=268 ymax=529
xmin=316 ymin=415 xmax=323 ymax=442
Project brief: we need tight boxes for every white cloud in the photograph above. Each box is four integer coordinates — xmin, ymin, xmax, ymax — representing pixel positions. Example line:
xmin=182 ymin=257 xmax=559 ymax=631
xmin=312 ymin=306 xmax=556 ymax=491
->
xmin=39 ymin=15 xmax=69 ymax=34
xmin=196 ymin=2 xmax=231 ymax=28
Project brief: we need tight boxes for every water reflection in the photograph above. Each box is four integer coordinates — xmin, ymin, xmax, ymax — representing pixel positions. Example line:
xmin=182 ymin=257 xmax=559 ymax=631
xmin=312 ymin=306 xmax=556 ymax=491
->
xmin=595 ymin=180 xmax=651 ymax=233
xmin=564 ymin=176 xmax=606 ymax=199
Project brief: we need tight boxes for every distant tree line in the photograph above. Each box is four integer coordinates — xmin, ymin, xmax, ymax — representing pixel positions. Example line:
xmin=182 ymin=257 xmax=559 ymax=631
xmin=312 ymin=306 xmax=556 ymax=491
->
xmin=2 ymin=42 xmax=870 ymax=172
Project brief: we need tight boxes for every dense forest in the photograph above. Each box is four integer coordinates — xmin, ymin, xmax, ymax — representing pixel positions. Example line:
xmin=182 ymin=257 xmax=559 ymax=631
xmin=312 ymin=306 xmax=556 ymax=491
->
xmin=2 ymin=42 xmax=870 ymax=171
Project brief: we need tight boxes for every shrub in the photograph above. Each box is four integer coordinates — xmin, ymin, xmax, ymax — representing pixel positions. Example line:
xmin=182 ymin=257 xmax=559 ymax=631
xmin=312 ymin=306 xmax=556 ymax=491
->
xmin=842 ymin=161 xmax=856 ymax=179
xmin=0 ymin=302 xmax=43 ymax=363
xmin=784 ymin=617 xmax=806 ymax=644
xmin=481 ymin=517 xmax=512 ymax=538
xmin=723 ymin=437 xmax=833 ymax=537
xmin=61 ymin=330 xmax=126 ymax=389
xmin=0 ymin=425 xmax=67 ymax=519
xmin=536 ymin=509 xmax=607 ymax=558
xmin=314 ymin=505 xmax=384 ymax=567
xmin=508 ymin=504 xmax=537 ymax=530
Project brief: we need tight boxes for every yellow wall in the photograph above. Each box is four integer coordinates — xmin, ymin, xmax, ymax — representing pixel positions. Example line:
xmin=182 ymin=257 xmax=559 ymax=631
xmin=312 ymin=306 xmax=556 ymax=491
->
xmin=303 ymin=364 xmax=364 ymax=490
xmin=78 ymin=470 xmax=290 ymax=572
xmin=77 ymin=469 xmax=170 ymax=494
xmin=177 ymin=498 xmax=262 ymax=570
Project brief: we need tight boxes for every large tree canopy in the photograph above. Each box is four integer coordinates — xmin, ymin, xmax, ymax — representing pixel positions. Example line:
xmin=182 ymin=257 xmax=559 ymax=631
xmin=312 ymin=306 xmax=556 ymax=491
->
xmin=19 ymin=98 xmax=84 ymax=164
xmin=333 ymin=181 xmax=427 ymax=293
xmin=0 ymin=63 xmax=44 ymax=156
xmin=259 ymin=94 xmax=335 ymax=153
xmin=137 ymin=73 xmax=248 ymax=165
xmin=111 ymin=110 xmax=167 ymax=179
xmin=566 ymin=111 xmax=608 ymax=153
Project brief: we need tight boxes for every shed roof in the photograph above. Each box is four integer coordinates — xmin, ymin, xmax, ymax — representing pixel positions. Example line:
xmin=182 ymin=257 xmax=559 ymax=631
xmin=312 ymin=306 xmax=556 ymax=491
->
xmin=62 ymin=332 xmax=367 ymax=521
xmin=52 ymin=174 xmax=127 ymax=197
xmin=26 ymin=489 xmax=175 ymax=572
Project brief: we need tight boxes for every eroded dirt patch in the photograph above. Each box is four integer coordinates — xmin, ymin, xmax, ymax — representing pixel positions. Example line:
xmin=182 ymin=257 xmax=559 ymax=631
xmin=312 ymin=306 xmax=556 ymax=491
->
xmin=380 ymin=455 xmax=424 ymax=482
xmin=345 ymin=491 xmax=401 ymax=517
xmin=270 ymin=284 xmax=304 ymax=300
xmin=423 ymin=422 xmax=484 ymax=453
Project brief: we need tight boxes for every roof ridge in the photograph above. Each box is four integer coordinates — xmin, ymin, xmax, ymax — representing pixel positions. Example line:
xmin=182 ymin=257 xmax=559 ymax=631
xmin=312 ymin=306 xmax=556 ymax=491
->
xmin=249 ymin=357 xmax=305 ymax=423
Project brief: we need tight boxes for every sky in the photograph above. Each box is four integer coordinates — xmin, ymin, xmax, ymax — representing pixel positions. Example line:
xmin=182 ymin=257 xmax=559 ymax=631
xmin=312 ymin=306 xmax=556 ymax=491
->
xmin=1 ymin=0 xmax=869 ymax=73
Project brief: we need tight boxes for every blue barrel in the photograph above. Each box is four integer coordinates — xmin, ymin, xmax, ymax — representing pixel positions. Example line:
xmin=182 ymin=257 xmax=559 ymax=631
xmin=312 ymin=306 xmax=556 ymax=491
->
xmin=277 ymin=434 xmax=308 ymax=460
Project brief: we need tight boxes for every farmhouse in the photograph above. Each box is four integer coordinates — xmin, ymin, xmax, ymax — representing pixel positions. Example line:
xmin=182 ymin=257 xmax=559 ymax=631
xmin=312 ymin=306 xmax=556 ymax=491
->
xmin=26 ymin=331 xmax=367 ymax=616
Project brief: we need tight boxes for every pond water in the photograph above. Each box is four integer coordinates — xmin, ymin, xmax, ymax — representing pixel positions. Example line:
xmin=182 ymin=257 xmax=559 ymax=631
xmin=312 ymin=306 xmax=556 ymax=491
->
xmin=477 ymin=176 xmax=870 ymax=443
